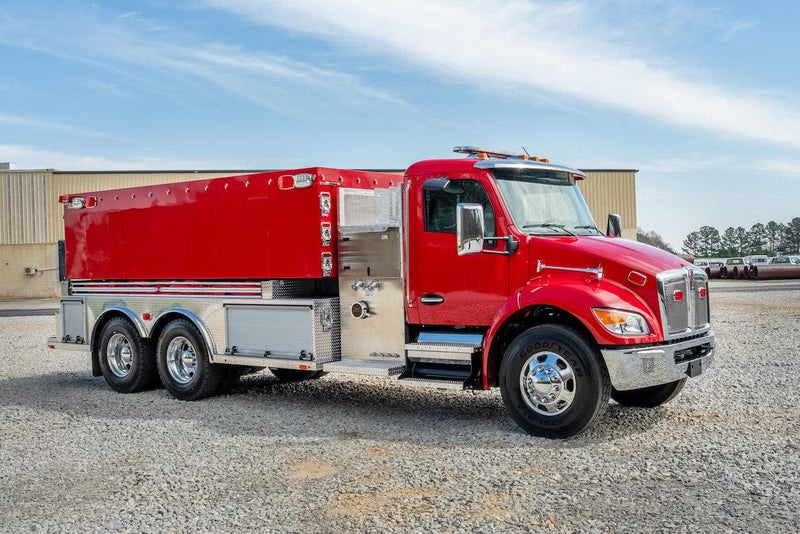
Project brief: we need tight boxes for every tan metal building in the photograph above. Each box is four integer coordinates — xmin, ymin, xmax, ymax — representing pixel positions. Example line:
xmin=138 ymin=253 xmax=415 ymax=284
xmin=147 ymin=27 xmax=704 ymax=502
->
xmin=1 ymin=167 xmax=637 ymax=298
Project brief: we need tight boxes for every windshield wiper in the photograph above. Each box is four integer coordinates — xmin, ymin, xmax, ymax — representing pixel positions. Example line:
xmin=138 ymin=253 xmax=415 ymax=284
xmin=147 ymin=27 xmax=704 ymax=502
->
xmin=574 ymin=224 xmax=602 ymax=234
xmin=522 ymin=223 xmax=575 ymax=236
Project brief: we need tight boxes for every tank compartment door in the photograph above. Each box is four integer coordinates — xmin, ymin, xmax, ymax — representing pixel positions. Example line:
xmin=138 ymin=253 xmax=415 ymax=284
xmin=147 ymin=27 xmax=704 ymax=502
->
xmin=61 ymin=300 xmax=86 ymax=344
xmin=224 ymin=299 xmax=340 ymax=363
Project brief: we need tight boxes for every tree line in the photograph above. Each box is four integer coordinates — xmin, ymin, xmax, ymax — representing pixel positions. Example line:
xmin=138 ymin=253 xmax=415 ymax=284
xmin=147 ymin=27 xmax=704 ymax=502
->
xmin=681 ymin=218 xmax=800 ymax=258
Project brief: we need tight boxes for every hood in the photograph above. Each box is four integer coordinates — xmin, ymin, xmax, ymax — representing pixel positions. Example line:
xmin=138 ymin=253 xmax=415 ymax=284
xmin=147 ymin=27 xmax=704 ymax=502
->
xmin=529 ymin=235 xmax=689 ymax=279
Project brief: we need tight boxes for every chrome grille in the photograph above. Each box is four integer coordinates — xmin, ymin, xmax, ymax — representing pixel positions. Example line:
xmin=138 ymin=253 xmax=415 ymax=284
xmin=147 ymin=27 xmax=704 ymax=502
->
xmin=663 ymin=278 xmax=689 ymax=334
xmin=694 ymin=280 xmax=710 ymax=327
xmin=658 ymin=267 xmax=710 ymax=340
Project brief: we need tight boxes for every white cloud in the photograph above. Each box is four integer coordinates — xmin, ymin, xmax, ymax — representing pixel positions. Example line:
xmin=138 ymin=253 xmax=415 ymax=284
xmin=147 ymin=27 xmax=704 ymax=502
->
xmin=0 ymin=112 xmax=114 ymax=139
xmin=203 ymin=0 xmax=800 ymax=151
xmin=0 ymin=144 xmax=245 ymax=171
xmin=0 ymin=9 xmax=409 ymax=113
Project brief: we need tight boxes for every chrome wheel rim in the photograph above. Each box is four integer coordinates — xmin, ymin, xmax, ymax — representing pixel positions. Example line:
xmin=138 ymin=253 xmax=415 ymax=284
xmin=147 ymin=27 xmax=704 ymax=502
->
xmin=106 ymin=333 xmax=134 ymax=378
xmin=520 ymin=351 xmax=576 ymax=416
xmin=166 ymin=336 xmax=197 ymax=385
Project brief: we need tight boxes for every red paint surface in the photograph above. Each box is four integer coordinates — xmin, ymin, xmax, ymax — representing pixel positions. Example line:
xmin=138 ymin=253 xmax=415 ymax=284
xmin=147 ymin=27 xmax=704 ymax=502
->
xmin=63 ymin=168 xmax=398 ymax=280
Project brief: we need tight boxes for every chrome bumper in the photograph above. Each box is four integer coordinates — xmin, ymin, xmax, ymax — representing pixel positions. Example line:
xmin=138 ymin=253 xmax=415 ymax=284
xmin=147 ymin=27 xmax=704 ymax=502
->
xmin=600 ymin=331 xmax=715 ymax=391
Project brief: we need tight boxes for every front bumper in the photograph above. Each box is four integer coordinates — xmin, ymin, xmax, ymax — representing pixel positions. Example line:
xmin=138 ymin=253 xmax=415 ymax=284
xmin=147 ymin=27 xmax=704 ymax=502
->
xmin=600 ymin=331 xmax=715 ymax=391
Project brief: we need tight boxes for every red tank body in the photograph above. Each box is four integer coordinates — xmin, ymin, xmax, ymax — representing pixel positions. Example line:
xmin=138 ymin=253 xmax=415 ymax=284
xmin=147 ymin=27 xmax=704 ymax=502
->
xmin=62 ymin=168 xmax=400 ymax=281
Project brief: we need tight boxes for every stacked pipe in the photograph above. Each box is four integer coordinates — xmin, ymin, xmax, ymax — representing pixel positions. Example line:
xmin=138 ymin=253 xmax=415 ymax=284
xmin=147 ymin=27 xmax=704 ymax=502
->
xmin=749 ymin=265 xmax=800 ymax=280
xmin=705 ymin=266 xmax=723 ymax=278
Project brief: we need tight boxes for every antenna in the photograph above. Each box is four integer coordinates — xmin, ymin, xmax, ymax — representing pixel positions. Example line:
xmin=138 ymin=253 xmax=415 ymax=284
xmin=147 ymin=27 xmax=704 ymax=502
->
xmin=521 ymin=146 xmax=531 ymax=157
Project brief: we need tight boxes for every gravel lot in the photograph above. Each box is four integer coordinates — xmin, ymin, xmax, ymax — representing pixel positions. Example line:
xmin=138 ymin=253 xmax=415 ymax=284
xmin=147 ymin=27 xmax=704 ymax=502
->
xmin=1 ymin=282 xmax=798 ymax=533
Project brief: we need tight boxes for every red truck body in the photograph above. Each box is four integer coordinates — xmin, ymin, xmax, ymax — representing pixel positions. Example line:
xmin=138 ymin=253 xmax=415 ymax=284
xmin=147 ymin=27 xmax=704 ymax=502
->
xmin=64 ymin=168 xmax=398 ymax=280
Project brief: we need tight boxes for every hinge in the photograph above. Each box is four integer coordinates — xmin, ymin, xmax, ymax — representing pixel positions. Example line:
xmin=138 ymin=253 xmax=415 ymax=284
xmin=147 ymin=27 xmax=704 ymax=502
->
xmin=321 ymin=252 xmax=333 ymax=277
xmin=321 ymin=222 xmax=332 ymax=247
xmin=319 ymin=192 xmax=331 ymax=217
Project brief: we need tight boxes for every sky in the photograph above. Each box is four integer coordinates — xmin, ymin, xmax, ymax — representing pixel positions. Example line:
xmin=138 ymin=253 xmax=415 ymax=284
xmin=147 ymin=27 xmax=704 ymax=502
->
xmin=2 ymin=0 xmax=800 ymax=250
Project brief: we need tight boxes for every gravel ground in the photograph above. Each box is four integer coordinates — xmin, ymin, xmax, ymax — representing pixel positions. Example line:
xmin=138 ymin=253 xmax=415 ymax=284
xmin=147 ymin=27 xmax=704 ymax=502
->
xmin=1 ymin=284 xmax=798 ymax=533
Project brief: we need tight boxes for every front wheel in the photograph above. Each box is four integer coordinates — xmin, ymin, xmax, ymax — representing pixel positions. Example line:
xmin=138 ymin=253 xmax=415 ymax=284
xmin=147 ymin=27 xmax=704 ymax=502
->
xmin=499 ymin=324 xmax=610 ymax=439
xmin=611 ymin=378 xmax=686 ymax=407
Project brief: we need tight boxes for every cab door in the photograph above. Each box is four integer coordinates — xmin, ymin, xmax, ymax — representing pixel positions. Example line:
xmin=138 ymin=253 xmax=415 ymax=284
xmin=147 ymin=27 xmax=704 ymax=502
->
xmin=406 ymin=176 xmax=510 ymax=326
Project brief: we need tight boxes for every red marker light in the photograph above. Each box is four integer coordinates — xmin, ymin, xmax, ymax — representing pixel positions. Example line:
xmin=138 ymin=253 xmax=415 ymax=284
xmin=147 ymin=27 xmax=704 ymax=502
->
xmin=699 ymin=287 xmax=707 ymax=298
xmin=142 ymin=312 xmax=152 ymax=320
xmin=85 ymin=196 xmax=97 ymax=208
xmin=673 ymin=290 xmax=684 ymax=301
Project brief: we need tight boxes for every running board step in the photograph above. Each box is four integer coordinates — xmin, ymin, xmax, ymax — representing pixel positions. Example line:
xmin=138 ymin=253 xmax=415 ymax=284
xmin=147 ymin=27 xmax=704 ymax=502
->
xmin=323 ymin=359 xmax=405 ymax=377
xmin=405 ymin=342 xmax=480 ymax=364
xmin=397 ymin=378 xmax=464 ymax=390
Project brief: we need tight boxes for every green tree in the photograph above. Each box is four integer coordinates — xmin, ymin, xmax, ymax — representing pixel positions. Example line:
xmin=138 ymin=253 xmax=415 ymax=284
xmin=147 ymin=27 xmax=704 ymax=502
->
xmin=697 ymin=225 xmax=721 ymax=257
xmin=637 ymin=227 xmax=676 ymax=253
xmin=682 ymin=231 xmax=702 ymax=256
xmin=720 ymin=227 xmax=737 ymax=256
xmin=765 ymin=221 xmax=784 ymax=255
xmin=782 ymin=217 xmax=800 ymax=254
xmin=747 ymin=223 xmax=767 ymax=254
xmin=734 ymin=227 xmax=748 ymax=256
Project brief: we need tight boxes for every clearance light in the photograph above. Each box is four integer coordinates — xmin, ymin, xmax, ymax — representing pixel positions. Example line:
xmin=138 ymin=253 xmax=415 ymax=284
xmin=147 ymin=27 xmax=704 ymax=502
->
xmin=673 ymin=290 xmax=684 ymax=301
xmin=278 ymin=173 xmax=315 ymax=190
xmin=592 ymin=308 xmax=650 ymax=336
xmin=67 ymin=196 xmax=97 ymax=209
xmin=699 ymin=287 xmax=707 ymax=298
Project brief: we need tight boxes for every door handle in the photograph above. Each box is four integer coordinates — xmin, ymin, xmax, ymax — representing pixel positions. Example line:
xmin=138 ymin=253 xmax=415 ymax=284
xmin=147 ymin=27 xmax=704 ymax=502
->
xmin=420 ymin=294 xmax=444 ymax=305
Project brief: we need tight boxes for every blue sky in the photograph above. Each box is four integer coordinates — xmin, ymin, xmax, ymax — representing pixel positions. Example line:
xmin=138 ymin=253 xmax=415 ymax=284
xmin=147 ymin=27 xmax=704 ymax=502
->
xmin=2 ymin=1 xmax=800 ymax=249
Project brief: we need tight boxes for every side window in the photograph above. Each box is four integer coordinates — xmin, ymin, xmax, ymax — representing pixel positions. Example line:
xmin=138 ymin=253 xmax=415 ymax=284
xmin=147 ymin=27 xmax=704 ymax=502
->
xmin=423 ymin=179 xmax=496 ymax=237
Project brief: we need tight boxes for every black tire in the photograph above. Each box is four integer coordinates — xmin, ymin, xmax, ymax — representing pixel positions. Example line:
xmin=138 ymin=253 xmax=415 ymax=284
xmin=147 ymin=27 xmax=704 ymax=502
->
xmin=269 ymin=368 xmax=325 ymax=382
xmin=499 ymin=324 xmax=610 ymax=439
xmin=156 ymin=319 xmax=223 ymax=401
xmin=98 ymin=317 xmax=158 ymax=393
xmin=611 ymin=378 xmax=686 ymax=407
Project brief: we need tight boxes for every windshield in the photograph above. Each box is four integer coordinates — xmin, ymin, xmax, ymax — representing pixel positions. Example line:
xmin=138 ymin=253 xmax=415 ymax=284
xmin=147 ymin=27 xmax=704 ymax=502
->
xmin=492 ymin=168 xmax=600 ymax=236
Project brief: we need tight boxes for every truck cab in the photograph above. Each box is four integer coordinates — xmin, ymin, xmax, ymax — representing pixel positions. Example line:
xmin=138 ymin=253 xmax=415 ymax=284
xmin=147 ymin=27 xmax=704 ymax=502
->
xmin=399 ymin=148 xmax=714 ymax=436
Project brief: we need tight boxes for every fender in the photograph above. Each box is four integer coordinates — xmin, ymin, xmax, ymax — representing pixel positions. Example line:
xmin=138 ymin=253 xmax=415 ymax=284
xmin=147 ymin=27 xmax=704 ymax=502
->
xmin=481 ymin=274 xmax=662 ymax=389
xmin=93 ymin=306 xmax=148 ymax=342
xmin=151 ymin=307 xmax=219 ymax=359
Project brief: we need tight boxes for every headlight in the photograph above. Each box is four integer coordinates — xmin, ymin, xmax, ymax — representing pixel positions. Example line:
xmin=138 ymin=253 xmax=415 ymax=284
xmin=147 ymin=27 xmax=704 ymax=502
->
xmin=592 ymin=308 xmax=650 ymax=335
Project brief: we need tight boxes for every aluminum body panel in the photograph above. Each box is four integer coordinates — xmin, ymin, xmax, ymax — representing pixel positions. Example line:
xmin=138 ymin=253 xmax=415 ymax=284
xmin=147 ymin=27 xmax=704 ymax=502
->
xmin=323 ymin=359 xmax=405 ymax=376
xmin=405 ymin=342 xmax=478 ymax=364
xmin=339 ymin=277 xmax=405 ymax=360
xmin=61 ymin=300 xmax=85 ymax=342
xmin=397 ymin=378 xmax=464 ymax=390
xmin=47 ymin=337 xmax=91 ymax=352
xmin=225 ymin=299 xmax=340 ymax=363
xmin=339 ymin=229 xmax=402 ymax=278
xmin=601 ymin=331 xmax=715 ymax=390
xmin=76 ymin=293 xmax=339 ymax=368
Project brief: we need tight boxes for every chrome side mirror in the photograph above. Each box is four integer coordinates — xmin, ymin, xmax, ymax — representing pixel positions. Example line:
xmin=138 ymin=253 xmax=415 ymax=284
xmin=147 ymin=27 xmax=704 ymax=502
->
xmin=457 ymin=203 xmax=484 ymax=255
xmin=606 ymin=213 xmax=622 ymax=238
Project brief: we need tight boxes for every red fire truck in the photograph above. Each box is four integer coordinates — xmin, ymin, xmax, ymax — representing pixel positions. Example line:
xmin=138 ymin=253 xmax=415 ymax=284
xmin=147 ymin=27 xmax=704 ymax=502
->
xmin=48 ymin=147 xmax=714 ymax=438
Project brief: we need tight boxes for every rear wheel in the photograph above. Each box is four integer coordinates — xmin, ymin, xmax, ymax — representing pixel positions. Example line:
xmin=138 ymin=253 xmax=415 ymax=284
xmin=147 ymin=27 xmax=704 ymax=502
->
xmin=499 ymin=324 xmax=610 ymax=438
xmin=157 ymin=319 xmax=223 ymax=400
xmin=611 ymin=379 xmax=686 ymax=407
xmin=98 ymin=317 xmax=157 ymax=393
xmin=269 ymin=368 xmax=325 ymax=382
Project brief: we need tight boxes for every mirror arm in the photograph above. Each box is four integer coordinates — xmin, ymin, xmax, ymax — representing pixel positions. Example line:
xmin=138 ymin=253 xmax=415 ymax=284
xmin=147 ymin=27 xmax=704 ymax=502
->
xmin=483 ymin=235 xmax=518 ymax=256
